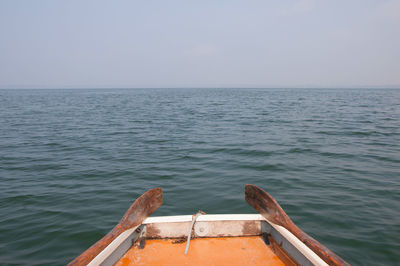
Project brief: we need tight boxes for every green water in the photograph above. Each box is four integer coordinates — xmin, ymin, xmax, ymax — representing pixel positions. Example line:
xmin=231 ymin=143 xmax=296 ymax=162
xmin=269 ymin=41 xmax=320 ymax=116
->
xmin=0 ymin=88 xmax=399 ymax=265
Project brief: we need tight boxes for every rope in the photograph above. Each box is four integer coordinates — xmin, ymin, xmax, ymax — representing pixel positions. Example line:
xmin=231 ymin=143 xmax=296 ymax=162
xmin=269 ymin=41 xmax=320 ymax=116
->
xmin=184 ymin=212 xmax=203 ymax=255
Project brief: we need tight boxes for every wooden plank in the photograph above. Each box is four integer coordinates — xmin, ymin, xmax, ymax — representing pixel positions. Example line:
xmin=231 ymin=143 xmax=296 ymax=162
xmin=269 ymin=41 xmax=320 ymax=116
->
xmin=145 ymin=219 xmax=262 ymax=239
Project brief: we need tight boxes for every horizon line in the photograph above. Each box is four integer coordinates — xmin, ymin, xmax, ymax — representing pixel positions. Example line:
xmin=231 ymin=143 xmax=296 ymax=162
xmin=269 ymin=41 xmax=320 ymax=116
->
xmin=1 ymin=86 xmax=400 ymax=90
xmin=0 ymin=86 xmax=400 ymax=90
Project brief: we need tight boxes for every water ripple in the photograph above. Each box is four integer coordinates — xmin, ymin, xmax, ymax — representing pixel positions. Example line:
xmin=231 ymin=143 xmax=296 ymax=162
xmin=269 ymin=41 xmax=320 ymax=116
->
xmin=0 ymin=88 xmax=399 ymax=265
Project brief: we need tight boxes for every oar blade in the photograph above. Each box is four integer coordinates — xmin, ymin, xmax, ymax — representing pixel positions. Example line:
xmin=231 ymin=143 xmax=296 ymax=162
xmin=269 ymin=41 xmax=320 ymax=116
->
xmin=245 ymin=184 xmax=349 ymax=266
xmin=119 ymin=187 xmax=163 ymax=229
xmin=68 ymin=187 xmax=163 ymax=266
xmin=245 ymin=184 xmax=292 ymax=227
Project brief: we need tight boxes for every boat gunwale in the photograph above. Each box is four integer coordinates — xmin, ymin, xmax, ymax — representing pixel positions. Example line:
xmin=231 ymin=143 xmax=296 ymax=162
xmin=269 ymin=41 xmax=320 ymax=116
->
xmin=87 ymin=214 xmax=328 ymax=266
xmin=143 ymin=213 xmax=265 ymax=223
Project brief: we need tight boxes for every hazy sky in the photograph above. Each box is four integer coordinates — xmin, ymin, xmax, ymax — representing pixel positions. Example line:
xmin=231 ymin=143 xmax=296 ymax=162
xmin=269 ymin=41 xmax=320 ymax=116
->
xmin=0 ymin=0 xmax=399 ymax=88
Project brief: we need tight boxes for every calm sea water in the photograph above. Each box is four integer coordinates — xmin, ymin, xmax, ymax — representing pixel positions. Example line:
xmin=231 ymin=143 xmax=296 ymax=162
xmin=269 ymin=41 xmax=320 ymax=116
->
xmin=0 ymin=88 xmax=399 ymax=265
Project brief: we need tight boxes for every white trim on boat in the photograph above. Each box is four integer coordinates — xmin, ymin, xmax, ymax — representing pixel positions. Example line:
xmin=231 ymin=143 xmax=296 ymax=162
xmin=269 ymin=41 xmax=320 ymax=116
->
xmin=87 ymin=225 xmax=142 ymax=266
xmin=266 ymin=222 xmax=328 ymax=266
xmin=144 ymin=214 xmax=264 ymax=223
xmin=88 ymin=214 xmax=329 ymax=266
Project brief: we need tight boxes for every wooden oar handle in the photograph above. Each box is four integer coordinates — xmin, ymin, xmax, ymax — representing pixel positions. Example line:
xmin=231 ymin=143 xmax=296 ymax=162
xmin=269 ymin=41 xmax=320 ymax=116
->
xmin=287 ymin=222 xmax=349 ymax=266
xmin=68 ymin=188 xmax=163 ymax=266
xmin=68 ymin=225 xmax=124 ymax=266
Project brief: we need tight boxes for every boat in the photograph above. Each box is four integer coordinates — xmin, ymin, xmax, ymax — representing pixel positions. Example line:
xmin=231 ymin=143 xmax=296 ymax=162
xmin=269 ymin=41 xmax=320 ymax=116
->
xmin=68 ymin=185 xmax=349 ymax=266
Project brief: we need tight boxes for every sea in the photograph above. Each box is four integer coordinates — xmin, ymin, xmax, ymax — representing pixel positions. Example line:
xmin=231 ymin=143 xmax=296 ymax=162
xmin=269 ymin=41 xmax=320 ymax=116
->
xmin=0 ymin=88 xmax=399 ymax=265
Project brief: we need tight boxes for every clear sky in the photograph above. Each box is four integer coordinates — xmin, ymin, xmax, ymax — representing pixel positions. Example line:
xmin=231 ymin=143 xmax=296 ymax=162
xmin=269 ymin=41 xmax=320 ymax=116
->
xmin=0 ymin=0 xmax=399 ymax=89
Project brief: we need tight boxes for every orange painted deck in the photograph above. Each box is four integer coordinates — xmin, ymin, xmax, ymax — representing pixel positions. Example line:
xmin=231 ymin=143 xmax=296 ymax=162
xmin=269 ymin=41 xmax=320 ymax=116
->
xmin=115 ymin=236 xmax=285 ymax=266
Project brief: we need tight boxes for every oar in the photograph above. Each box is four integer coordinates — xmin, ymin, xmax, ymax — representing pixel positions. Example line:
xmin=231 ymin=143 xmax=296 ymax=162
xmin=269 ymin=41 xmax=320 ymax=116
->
xmin=68 ymin=187 xmax=163 ymax=266
xmin=245 ymin=184 xmax=349 ymax=266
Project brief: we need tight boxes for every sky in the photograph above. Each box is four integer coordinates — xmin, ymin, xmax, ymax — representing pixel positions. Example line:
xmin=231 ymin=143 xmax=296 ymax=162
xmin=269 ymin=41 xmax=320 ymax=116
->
xmin=0 ymin=0 xmax=399 ymax=89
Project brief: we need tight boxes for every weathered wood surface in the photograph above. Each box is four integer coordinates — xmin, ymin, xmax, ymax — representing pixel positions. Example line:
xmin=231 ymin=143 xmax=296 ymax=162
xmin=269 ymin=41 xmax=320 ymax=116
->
xmin=68 ymin=187 xmax=163 ymax=266
xmin=245 ymin=184 xmax=349 ymax=266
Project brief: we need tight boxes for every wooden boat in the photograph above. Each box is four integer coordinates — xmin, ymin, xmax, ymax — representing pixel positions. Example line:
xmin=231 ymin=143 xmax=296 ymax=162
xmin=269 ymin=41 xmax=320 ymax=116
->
xmin=68 ymin=185 xmax=349 ymax=266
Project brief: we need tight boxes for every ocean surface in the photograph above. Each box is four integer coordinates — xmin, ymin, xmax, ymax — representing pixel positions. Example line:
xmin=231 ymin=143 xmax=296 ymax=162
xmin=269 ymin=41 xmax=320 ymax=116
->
xmin=0 ymin=88 xmax=399 ymax=265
